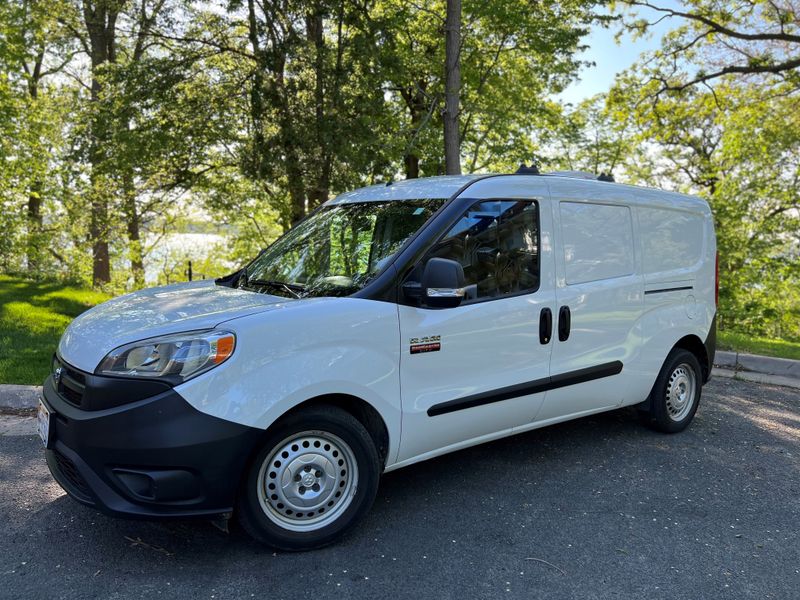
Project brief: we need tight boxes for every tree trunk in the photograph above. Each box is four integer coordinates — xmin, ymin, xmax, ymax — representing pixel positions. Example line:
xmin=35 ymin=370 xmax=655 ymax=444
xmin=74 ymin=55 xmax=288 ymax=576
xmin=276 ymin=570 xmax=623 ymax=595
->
xmin=247 ymin=0 xmax=307 ymax=226
xmin=26 ymin=181 xmax=43 ymax=273
xmin=443 ymin=0 xmax=462 ymax=175
xmin=275 ymin=67 xmax=306 ymax=225
xmin=404 ymin=154 xmax=420 ymax=179
xmin=246 ymin=0 xmax=267 ymax=179
xmin=401 ymin=83 xmax=429 ymax=179
xmin=89 ymin=193 xmax=111 ymax=285
xmin=123 ymin=175 xmax=145 ymax=288
xmin=285 ymin=138 xmax=307 ymax=225
xmin=83 ymin=0 xmax=119 ymax=287
xmin=306 ymin=8 xmax=330 ymax=209
xmin=25 ymin=47 xmax=45 ymax=274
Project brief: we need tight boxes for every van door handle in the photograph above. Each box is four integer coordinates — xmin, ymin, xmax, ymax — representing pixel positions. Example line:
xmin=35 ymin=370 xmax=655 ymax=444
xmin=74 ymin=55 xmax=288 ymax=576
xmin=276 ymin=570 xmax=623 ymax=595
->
xmin=539 ymin=308 xmax=552 ymax=344
xmin=558 ymin=306 xmax=571 ymax=342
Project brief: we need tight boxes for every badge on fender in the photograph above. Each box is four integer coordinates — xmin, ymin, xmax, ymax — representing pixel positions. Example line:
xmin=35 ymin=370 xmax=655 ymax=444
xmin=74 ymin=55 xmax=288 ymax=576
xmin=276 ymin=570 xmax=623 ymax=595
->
xmin=410 ymin=335 xmax=441 ymax=354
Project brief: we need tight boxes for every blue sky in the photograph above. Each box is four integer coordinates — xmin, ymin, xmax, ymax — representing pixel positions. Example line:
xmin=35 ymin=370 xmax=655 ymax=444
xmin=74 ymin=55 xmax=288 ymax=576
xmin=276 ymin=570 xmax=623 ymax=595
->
xmin=558 ymin=2 xmax=681 ymax=105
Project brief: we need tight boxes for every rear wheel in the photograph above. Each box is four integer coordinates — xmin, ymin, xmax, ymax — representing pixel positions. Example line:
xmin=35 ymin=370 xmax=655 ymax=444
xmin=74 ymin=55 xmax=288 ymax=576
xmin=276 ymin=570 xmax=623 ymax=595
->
xmin=237 ymin=405 xmax=380 ymax=550
xmin=640 ymin=348 xmax=702 ymax=433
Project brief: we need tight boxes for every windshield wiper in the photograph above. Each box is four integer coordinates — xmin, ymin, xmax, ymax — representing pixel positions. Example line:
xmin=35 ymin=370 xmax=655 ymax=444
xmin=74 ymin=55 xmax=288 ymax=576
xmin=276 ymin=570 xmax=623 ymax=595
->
xmin=246 ymin=278 xmax=306 ymax=299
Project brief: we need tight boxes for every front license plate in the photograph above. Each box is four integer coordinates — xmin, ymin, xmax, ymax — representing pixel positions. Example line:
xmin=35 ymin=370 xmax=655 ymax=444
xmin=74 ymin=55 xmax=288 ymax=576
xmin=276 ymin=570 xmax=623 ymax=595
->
xmin=37 ymin=400 xmax=52 ymax=448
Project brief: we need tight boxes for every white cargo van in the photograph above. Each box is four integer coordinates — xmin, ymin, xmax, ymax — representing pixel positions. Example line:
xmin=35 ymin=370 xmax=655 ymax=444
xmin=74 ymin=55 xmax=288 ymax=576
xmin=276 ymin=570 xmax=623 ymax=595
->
xmin=40 ymin=170 xmax=717 ymax=550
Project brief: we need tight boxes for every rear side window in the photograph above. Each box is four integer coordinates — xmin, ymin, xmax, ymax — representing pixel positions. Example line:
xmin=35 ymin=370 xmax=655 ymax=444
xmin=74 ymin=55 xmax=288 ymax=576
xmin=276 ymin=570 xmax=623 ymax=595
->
xmin=638 ymin=207 xmax=703 ymax=275
xmin=427 ymin=200 xmax=540 ymax=300
xmin=560 ymin=202 xmax=634 ymax=285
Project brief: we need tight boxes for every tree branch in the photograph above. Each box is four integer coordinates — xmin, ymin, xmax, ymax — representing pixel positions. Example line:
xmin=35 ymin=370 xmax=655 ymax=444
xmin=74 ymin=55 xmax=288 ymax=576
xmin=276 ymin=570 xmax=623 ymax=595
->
xmin=627 ymin=1 xmax=800 ymax=44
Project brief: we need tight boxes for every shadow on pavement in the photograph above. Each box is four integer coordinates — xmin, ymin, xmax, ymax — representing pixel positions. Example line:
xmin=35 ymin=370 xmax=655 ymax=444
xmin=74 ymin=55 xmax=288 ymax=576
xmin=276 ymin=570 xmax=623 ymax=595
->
xmin=1 ymin=377 xmax=797 ymax=599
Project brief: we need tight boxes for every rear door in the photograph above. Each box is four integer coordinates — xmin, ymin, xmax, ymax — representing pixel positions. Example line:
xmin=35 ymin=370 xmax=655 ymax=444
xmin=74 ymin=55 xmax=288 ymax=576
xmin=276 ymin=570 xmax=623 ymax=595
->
xmin=536 ymin=183 xmax=644 ymax=422
xmin=397 ymin=180 xmax=556 ymax=463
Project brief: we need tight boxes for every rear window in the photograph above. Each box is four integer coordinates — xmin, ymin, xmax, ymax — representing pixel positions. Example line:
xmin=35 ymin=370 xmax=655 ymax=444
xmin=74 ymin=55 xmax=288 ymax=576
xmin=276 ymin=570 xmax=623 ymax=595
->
xmin=638 ymin=207 xmax=703 ymax=275
xmin=560 ymin=202 xmax=635 ymax=285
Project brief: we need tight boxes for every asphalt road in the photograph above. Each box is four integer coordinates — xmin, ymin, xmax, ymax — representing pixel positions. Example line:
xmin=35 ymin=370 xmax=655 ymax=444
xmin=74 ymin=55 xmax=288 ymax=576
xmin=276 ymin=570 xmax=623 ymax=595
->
xmin=1 ymin=377 xmax=798 ymax=600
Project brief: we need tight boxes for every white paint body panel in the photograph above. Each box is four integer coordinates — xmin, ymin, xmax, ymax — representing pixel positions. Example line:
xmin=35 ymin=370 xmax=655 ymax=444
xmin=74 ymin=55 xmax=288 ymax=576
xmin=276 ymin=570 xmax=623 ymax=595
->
xmin=541 ymin=184 xmax=646 ymax=419
xmin=396 ymin=178 xmax=556 ymax=461
xmin=58 ymin=280 xmax=287 ymax=373
xmin=56 ymin=174 xmax=716 ymax=473
xmin=174 ymin=296 xmax=404 ymax=464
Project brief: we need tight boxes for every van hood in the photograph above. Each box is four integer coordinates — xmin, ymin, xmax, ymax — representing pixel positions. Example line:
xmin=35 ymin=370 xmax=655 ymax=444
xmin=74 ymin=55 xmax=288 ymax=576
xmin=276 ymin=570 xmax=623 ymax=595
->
xmin=58 ymin=280 xmax=288 ymax=373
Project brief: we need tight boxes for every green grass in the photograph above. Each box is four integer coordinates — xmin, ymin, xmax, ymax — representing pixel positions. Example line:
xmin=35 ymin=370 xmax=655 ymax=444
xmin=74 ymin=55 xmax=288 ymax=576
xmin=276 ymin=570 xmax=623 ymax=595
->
xmin=718 ymin=330 xmax=800 ymax=361
xmin=0 ymin=275 xmax=110 ymax=385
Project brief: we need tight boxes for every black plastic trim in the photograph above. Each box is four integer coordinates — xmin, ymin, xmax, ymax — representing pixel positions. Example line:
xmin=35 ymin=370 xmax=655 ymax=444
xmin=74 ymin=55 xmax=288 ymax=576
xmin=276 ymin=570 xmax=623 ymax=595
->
xmin=703 ymin=313 xmax=717 ymax=383
xmin=558 ymin=305 xmax=571 ymax=342
xmin=427 ymin=361 xmax=624 ymax=417
xmin=41 ymin=374 xmax=263 ymax=519
xmin=644 ymin=286 xmax=693 ymax=295
xmin=53 ymin=354 xmax=172 ymax=410
xmin=539 ymin=307 xmax=552 ymax=344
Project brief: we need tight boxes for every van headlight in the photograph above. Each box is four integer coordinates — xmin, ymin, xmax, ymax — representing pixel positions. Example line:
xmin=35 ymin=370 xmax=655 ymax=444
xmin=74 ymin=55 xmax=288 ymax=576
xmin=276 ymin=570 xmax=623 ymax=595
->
xmin=96 ymin=330 xmax=235 ymax=382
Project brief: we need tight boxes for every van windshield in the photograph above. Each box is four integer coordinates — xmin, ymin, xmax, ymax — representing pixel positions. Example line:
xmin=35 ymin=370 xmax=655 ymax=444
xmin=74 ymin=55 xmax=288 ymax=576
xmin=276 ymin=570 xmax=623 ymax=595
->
xmin=238 ymin=199 xmax=444 ymax=298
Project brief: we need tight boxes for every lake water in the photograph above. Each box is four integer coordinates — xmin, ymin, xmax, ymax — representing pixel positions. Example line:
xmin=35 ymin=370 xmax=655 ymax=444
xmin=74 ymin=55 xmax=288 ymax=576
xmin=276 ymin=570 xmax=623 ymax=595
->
xmin=144 ymin=232 xmax=234 ymax=284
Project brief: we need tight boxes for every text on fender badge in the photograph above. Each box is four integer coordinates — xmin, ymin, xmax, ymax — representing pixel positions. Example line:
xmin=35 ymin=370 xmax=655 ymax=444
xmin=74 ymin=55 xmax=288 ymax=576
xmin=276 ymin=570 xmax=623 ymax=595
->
xmin=410 ymin=336 xmax=441 ymax=354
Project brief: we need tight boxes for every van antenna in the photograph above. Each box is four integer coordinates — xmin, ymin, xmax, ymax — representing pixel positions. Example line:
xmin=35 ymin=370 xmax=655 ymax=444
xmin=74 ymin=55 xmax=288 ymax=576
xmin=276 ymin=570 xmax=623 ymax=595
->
xmin=597 ymin=172 xmax=614 ymax=182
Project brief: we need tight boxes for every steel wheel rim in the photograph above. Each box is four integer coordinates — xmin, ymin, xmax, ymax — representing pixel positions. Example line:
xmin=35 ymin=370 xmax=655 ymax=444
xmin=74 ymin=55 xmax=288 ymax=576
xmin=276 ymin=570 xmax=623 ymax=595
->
xmin=665 ymin=363 xmax=696 ymax=421
xmin=256 ymin=430 xmax=358 ymax=532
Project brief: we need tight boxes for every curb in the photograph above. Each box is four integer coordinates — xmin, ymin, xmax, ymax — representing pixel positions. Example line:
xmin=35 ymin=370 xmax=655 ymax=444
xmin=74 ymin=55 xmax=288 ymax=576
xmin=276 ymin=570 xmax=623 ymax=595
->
xmin=715 ymin=350 xmax=800 ymax=378
xmin=711 ymin=367 xmax=800 ymax=390
xmin=0 ymin=385 xmax=41 ymax=413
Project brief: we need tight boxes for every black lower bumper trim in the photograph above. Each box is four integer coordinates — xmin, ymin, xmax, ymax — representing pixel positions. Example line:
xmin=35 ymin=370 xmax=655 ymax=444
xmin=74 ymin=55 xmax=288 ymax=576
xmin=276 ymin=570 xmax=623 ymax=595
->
xmin=42 ymin=375 xmax=263 ymax=520
xmin=47 ymin=448 xmax=94 ymax=505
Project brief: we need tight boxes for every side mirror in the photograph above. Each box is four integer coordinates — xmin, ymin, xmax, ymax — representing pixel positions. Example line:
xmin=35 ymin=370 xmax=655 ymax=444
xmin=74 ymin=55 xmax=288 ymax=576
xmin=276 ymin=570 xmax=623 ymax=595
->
xmin=420 ymin=257 xmax=465 ymax=308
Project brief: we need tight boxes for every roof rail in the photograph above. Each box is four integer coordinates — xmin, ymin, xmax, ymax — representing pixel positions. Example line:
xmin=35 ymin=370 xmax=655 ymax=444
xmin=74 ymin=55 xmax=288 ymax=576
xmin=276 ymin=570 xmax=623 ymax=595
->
xmin=515 ymin=163 xmax=540 ymax=175
xmin=511 ymin=165 xmax=615 ymax=182
xmin=546 ymin=170 xmax=615 ymax=182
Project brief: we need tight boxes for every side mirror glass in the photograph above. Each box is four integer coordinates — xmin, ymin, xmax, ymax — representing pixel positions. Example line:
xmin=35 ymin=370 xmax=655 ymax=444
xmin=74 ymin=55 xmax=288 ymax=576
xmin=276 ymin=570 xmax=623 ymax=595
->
xmin=420 ymin=257 xmax=465 ymax=308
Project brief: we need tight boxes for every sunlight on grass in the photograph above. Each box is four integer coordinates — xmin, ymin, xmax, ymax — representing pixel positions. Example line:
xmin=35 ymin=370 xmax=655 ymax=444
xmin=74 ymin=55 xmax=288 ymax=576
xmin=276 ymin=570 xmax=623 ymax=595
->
xmin=0 ymin=275 xmax=110 ymax=385
xmin=718 ymin=330 xmax=800 ymax=361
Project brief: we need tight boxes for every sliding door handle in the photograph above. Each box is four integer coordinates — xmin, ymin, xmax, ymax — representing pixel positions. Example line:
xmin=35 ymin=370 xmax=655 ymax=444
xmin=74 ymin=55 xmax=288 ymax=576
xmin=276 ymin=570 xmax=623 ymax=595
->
xmin=558 ymin=306 xmax=571 ymax=342
xmin=539 ymin=308 xmax=552 ymax=344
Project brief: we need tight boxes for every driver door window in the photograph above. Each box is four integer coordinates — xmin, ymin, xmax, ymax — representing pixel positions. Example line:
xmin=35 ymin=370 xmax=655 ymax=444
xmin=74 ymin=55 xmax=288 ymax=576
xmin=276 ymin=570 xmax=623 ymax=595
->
xmin=427 ymin=200 xmax=540 ymax=301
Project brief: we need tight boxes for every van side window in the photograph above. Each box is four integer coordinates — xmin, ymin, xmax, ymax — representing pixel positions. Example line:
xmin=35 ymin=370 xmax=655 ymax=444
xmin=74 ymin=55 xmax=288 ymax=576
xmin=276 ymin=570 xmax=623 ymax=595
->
xmin=637 ymin=206 xmax=703 ymax=275
xmin=427 ymin=200 xmax=539 ymax=300
xmin=559 ymin=202 xmax=634 ymax=284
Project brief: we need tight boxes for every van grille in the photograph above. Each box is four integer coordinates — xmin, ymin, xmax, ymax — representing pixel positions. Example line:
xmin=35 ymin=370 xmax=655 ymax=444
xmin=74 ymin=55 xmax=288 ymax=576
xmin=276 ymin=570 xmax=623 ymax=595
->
xmin=54 ymin=358 xmax=86 ymax=408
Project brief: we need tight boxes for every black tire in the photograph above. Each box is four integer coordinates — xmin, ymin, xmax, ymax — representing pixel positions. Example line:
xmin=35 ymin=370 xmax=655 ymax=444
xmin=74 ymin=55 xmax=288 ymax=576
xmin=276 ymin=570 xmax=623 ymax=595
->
xmin=640 ymin=348 xmax=703 ymax=433
xmin=237 ymin=405 xmax=381 ymax=551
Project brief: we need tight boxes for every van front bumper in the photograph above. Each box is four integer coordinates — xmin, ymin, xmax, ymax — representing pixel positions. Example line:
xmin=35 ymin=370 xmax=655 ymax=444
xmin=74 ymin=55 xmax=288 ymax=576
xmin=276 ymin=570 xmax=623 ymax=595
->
xmin=42 ymin=371 xmax=263 ymax=520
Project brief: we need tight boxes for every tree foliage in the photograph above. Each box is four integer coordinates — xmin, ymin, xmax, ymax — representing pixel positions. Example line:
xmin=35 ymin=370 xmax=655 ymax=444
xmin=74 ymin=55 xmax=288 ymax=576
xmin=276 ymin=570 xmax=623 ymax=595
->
xmin=0 ymin=0 xmax=797 ymax=341
xmin=596 ymin=0 xmax=800 ymax=340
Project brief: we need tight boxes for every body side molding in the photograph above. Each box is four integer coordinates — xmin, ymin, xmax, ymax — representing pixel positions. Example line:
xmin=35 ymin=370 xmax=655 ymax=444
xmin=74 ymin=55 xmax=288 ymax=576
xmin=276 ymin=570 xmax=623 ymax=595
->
xmin=427 ymin=361 xmax=623 ymax=417
xmin=644 ymin=286 xmax=693 ymax=295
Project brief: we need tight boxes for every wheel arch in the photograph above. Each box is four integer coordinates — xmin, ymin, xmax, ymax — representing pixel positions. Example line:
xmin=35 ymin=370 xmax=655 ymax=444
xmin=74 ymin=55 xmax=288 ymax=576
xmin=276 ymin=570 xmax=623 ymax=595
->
xmin=281 ymin=394 xmax=391 ymax=469
xmin=638 ymin=333 xmax=709 ymax=414
xmin=673 ymin=334 xmax=710 ymax=382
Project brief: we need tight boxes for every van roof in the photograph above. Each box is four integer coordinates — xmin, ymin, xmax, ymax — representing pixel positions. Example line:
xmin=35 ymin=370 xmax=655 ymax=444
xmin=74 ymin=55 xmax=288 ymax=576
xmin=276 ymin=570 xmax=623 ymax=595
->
xmin=328 ymin=175 xmax=483 ymax=204
xmin=327 ymin=173 xmax=708 ymax=211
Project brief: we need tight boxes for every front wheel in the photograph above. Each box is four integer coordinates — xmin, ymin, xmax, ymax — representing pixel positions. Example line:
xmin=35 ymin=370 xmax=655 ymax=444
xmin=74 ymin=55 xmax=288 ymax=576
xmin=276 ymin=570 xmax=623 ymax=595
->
xmin=640 ymin=348 xmax=703 ymax=433
xmin=237 ymin=405 xmax=381 ymax=551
